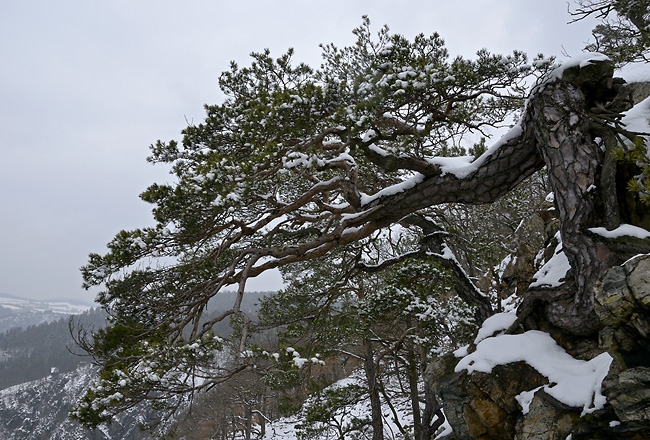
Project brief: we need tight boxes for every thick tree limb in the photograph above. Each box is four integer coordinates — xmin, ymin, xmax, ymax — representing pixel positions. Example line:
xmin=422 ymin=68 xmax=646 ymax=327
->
xmin=360 ymin=118 xmax=544 ymax=228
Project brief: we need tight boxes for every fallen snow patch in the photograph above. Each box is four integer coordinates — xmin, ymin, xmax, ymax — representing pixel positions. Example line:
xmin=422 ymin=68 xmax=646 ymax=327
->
xmin=426 ymin=124 xmax=523 ymax=179
xmin=548 ymin=52 xmax=611 ymax=82
xmin=530 ymin=233 xmax=570 ymax=288
xmin=617 ymin=62 xmax=650 ymax=84
xmin=360 ymin=173 xmax=426 ymax=205
xmin=515 ymin=386 xmax=543 ymax=414
xmin=474 ymin=312 xmax=517 ymax=344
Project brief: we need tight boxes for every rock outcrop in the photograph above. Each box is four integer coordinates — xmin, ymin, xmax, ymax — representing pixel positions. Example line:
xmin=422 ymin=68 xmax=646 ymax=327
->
xmin=427 ymin=255 xmax=650 ymax=439
xmin=430 ymin=355 xmax=551 ymax=440
xmin=597 ymin=255 xmax=650 ymax=436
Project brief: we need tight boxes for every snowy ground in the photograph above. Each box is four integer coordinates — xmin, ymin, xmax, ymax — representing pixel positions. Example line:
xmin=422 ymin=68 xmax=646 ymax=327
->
xmin=261 ymin=369 xmax=451 ymax=440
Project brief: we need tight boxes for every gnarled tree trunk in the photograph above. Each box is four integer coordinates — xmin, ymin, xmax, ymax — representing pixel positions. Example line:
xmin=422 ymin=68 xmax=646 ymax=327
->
xmin=525 ymin=60 xmax=649 ymax=336
xmin=530 ymin=63 xmax=619 ymax=335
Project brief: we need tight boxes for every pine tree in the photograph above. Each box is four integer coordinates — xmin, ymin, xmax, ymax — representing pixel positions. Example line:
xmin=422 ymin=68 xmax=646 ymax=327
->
xmin=70 ymin=13 xmax=650 ymax=435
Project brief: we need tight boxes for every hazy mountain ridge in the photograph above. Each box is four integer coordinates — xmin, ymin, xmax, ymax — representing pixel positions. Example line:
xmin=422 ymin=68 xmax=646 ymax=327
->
xmin=0 ymin=306 xmax=174 ymax=440
xmin=0 ymin=291 xmax=274 ymax=439
xmin=0 ymin=307 xmax=106 ymax=390
xmin=0 ymin=293 xmax=94 ymax=333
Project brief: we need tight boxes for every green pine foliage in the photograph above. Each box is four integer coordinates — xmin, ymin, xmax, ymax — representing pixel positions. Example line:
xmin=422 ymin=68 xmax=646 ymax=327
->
xmin=297 ymin=383 xmax=371 ymax=440
xmin=574 ymin=0 xmax=650 ymax=64
xmin=614 ymin=135 xmax=650 ymax=204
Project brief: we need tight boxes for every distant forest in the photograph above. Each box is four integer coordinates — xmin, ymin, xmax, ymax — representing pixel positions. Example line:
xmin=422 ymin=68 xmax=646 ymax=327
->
xmin=0 ymin=308 xmax=106 ymax=390
xmin=0 ymin=291 xmax=271 ymax=391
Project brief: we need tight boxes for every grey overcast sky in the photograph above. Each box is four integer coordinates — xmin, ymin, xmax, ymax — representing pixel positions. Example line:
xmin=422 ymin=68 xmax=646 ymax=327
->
xmin=0 ymin=1 xmax=598 ymax=303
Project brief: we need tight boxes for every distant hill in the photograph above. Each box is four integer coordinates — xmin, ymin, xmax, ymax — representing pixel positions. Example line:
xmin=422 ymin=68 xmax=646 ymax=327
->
xmin=0 ymin=307 xmax=106 ymax=390
xmin=206 ymin=290 xmax=272 ymax=314
xmin=0 ymin=363 xmax=166 ymax=440
xmin=0 ymin=293 xmax=94 ymax=333
xmin=0 ymin=304 xmax=174 ymax=440
xmin=0 ymin=290 xmax=276 ymax=439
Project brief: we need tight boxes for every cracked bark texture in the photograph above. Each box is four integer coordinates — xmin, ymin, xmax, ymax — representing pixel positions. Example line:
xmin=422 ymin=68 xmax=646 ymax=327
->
xmin=530 ymin=77 xmax=615 ymax=335
xmin=525 ymin=61 xmax=650 ymax=336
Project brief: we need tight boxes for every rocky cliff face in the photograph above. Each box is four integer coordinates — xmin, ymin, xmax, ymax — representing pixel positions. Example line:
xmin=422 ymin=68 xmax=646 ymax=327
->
xmin=426 ymin=255 xmax=650 ymax=440
xmin=597 ymin=255 xmax=650 ymax=434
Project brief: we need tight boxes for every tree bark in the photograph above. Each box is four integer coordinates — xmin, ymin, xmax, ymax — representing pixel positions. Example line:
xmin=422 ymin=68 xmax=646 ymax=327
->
xmin=244 ymin=403 xmax=252 ymax=440
xmin=363 ymin=335 xmax=384 ymax=440
xmin=530 ymin=78 xmax=613 ymax=334
xmin=407 ymin=342 xmax=422 ymax=440
xmin=526 ymin=60 xmax=647 ymax=335
xmin=418 ymin=379 xmax=445 ymax=440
